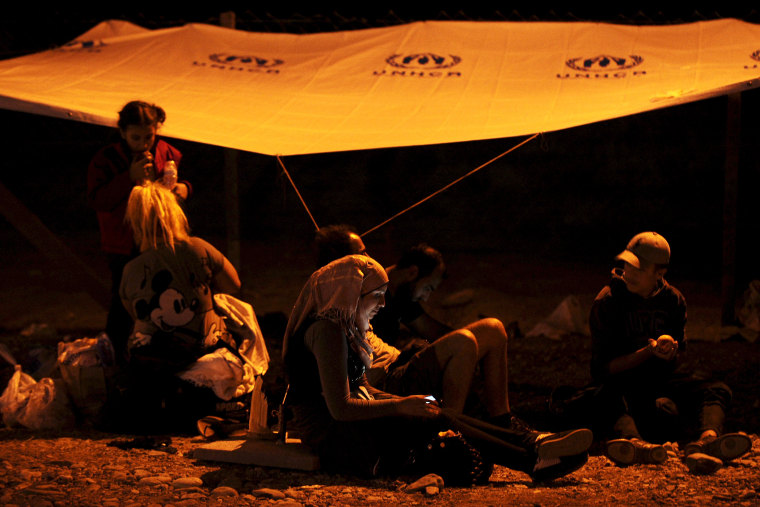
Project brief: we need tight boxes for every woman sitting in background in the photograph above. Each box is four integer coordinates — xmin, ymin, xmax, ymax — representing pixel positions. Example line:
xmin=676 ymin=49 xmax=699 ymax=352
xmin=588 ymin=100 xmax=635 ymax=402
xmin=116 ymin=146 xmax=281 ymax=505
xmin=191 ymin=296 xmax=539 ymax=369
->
xmin=282 ymin=254 xmax=592 ymax=484
xmin=114 ymin=181 xmax=267 ymax=433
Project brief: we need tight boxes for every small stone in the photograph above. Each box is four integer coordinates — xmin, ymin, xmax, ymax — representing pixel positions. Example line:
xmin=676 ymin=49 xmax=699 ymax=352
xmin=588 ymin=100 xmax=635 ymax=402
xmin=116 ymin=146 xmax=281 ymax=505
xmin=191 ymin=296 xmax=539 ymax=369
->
xmin=179 ymin=486 xmax=207 ymax=496
xmin=172 ymin=477 xmax=204 ymax=489
xmin=133 ymin=469 xmax=151 ymax=480
xmin=251 ymin=488 xmax=286 ymax=499
xmin=138 ymin=475 xmax=172 ymax=486
xmin=284 ymin=487 xmax=306 ymax=499
xmin=424 ymin=486 xmax=440 ymax=496
xmin=211 ymin=486 xmax=239 ymax=497
xmin=19 ymin=469 xmax=42 ymax=481
xmin=405 ymin=474 xmax=445 ymax=493
xmin=685 ymin=453 xmax=723 ymax=474
xmin=179 ymin=492 xmax=207 ymax=499
xmin=24 ymin=486 xmax=65 ymax=496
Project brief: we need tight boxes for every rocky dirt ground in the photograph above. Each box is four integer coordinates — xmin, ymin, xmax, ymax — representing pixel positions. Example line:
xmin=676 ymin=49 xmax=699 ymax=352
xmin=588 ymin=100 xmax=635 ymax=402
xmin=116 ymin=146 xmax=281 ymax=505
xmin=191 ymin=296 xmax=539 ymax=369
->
xmin=0 ymin=242 xmax=759 ymax=506
xmin=0 ymin=428 xmax=758 ymax=507
xmin=0 ymin=333 xmax=758 ymax=506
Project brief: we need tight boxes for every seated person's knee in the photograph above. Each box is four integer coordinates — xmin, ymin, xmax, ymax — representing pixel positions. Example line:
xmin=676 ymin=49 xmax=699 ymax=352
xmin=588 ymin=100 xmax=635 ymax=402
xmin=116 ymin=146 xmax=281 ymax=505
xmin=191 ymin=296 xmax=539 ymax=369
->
xmin=453 ymin=329 xmax=479 ymax=359
xmin=478 ymin=317 xmax=506 ymax=332
xmin=469 ymin=317 xmax=508 ymax=345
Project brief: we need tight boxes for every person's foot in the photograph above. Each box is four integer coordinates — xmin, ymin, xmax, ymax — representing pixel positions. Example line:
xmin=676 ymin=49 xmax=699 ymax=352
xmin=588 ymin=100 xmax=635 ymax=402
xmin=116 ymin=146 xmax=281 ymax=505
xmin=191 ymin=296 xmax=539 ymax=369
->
xmin=683 ymin=432 xmax=751 ymax=461
xmin=535 ymin=428 xmax=594 ymax=459
xmin=523 ymin=428 xmax=593 ymax=482
xmin=605 ymin=438 xmax=667 ymax=466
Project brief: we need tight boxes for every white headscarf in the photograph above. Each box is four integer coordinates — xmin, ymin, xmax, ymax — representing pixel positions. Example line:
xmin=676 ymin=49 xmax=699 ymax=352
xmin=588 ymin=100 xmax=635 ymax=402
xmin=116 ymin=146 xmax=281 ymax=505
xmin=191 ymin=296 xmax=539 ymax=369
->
xmin=283 ymin=255 xmax=388 ymax=369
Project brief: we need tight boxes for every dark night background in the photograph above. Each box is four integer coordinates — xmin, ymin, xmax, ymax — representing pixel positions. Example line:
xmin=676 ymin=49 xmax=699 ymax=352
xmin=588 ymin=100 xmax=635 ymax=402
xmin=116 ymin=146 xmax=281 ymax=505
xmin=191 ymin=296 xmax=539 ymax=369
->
xmin=2 ymin=7 xmax=760 ymax=327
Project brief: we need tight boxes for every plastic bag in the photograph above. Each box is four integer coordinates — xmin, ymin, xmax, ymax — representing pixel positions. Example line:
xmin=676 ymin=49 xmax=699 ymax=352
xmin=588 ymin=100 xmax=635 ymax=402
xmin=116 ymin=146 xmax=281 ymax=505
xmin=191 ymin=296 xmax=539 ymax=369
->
xmin=0 ymin=364 xmax=75 ymax=430
xmin=58 ymin=332 xmax=115 ymax=367
xmin=58 ymin=333 xmax=116 ymax=422
xmin=402 ymin=430 xmax=492 ymax=486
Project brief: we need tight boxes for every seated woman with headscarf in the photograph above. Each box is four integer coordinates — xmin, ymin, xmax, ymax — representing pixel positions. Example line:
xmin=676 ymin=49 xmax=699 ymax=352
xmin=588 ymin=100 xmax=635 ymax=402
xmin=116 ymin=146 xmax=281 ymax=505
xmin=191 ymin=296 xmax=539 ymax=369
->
xmin=282 ymin=254 xmax=593 ymax=484
xmin=115 ymin=181 xmax=268 ymax=433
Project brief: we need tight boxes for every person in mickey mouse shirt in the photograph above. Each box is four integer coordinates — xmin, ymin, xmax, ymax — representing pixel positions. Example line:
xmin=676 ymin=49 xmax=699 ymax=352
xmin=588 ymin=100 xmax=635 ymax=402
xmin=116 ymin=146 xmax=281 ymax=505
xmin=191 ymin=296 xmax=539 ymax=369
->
xmin=116 ymin=181 xmax=247 ymax=433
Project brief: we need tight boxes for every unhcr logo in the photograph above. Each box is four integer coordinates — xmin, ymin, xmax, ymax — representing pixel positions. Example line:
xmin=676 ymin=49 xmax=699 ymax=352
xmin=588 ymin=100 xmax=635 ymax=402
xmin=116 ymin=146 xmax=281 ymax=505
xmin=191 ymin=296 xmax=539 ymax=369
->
xmin=209 ymin=53 xmax=284 ymax=68
xmin=375 ymin=52 xmax=462 ymax=78
xmin=193 ymin=53 xmax=284 ymax=73
xmin=57 ymin=40 xmax=107 ymax=52
xmin=558 ymin=54 xmax=645 ymax=79
xmin=386 ymin=53 xmax=461 ymax=69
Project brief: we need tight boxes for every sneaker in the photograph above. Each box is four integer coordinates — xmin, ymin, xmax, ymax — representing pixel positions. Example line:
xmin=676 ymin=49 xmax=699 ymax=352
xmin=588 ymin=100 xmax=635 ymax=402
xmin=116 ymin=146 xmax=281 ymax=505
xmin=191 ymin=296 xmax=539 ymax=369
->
xmin=535 ymin=428 xmax=594 ymax=459
xmin=606 ymin=438 xmax=667 ymax=466
xmin=530 ymin=452 xmax=589 ymax=482
xmin=683 ymin=432 xmax=751 ymax=461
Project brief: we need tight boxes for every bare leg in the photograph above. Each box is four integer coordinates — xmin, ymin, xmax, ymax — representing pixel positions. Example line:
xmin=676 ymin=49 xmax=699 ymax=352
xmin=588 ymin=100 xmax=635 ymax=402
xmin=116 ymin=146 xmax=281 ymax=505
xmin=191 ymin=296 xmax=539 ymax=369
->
xmin=430 ymin=330 xmax=478 ymax=413
xmin=464 ymin=318 xmax=510 ymax=417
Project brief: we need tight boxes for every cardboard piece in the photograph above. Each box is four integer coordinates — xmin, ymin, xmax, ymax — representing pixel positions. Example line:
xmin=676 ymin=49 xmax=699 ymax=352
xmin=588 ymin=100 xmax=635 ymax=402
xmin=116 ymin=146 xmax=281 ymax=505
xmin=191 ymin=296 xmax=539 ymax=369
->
xmin=193 ymin=438 xmax=320 ymax=471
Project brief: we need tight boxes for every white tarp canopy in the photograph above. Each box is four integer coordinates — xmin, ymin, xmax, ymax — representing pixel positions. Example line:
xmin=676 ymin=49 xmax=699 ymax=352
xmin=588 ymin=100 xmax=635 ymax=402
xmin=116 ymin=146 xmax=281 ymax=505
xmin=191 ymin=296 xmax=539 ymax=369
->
xmin=1 ymin=18 xmax=760 ymax=156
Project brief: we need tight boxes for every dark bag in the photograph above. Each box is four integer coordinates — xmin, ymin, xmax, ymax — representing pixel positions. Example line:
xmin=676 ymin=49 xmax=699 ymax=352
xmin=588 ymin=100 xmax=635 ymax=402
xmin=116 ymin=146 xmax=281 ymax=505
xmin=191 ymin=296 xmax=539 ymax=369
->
xmin=403 ymin=430 xmax=493 ymax=486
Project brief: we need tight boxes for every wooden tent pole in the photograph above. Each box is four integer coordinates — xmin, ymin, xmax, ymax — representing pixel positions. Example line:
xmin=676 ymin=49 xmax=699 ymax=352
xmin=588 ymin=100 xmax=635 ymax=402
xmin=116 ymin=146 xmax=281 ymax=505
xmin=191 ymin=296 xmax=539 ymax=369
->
xmin=221 ymin=11 xmax=241 ymax=270
xmin=721 ymin=92 xmax=741 ymax=325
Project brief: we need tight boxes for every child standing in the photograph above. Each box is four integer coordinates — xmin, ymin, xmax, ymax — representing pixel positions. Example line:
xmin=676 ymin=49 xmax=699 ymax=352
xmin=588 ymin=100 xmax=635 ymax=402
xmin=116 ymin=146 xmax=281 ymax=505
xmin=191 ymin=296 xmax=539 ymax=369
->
xmin=87 ymin=100 xmax=190 ymax=363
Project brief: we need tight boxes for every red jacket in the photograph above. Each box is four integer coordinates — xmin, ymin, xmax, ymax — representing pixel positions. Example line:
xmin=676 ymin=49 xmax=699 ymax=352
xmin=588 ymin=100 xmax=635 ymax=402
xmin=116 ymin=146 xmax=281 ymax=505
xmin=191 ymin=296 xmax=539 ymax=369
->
xmin=87 ymin=139 xmax=184 ymax=255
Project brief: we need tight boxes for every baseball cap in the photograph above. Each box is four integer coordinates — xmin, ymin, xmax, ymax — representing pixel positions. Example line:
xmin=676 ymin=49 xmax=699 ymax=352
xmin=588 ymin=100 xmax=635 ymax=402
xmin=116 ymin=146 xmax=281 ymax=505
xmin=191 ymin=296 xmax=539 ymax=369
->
xmin=616 ymin=232 xmax=670 ymax=268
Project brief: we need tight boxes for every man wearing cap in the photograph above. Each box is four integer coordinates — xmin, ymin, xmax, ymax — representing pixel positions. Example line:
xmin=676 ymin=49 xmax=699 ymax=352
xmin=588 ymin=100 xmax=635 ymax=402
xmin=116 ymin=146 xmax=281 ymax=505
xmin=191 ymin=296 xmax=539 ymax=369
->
xmin=588 ymin=232 xmax=751 ymax=471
